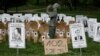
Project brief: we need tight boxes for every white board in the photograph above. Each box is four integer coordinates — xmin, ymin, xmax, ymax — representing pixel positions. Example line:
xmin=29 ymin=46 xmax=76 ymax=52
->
xmin=93 ymin=23 xmax=100 ymax=42
xmin=13 ymin=14 xmax=24 ymax=22
xmin=8 ymin=23 xmax=25 ymax=48
xmin=24 ymin=14 xmax=32 ymax=22
xmin=24 ymin=14 xmax=32 ymax=18
xmin=57 ymin=14 xmax=66 ymax=22
xmin=1 ymin=13 xmax=11 ymax=24
xmin=32 ymin=14 xmax=42 ymax=21
xmin=70 ymin=23 xmax=87 ymax=48
xmin=41 ymin=13 xmax=50 ymax=23
xmin=76 ymin=15 xmax=88 ymax=32
xmin=76 ymin=15 xmax=84 ymax=23
xmin=88 ymin=18 xmax=97 ymax=38
xmin=64 ymin=16 xmax=75 ymax=25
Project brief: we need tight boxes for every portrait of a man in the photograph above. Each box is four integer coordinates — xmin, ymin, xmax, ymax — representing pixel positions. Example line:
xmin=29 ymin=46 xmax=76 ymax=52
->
xmin=12 ymin=28 xmax=22 ymax=42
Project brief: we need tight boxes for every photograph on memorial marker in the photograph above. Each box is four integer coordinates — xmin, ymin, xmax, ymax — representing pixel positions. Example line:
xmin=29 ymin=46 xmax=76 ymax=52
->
xmin=83 ymin=19 xmax=88 ymax=28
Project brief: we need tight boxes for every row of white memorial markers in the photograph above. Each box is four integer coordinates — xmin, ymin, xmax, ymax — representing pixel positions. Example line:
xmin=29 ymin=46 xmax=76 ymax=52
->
xmin=76 ymin=15 xmax=99 ymax=42
xmin=0 ymin=13 xmax=98 ymax=55
xmin=0 ymin=13 xmax=75 ymax=25
xmin=0 ymin=13 xmax=50 ymax=24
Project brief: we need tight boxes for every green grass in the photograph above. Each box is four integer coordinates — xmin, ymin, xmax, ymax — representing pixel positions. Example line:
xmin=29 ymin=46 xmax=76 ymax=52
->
xmin=0 ymin=34 xmax=100 ymax=56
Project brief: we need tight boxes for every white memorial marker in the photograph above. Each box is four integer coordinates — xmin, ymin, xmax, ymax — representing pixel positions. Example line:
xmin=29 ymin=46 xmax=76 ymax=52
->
xmin=88 ymin=18 xmax=97 ymax=38
xmin=93 ymin=23 xmax=100 ymax=42
xmin=76 ymin=15 xmax=84 ymax=23
xmin=57 ymin=14 xmax=66 ymax=23
xmin=13 ymin=14 xmax=23 ymax=22
xmin=70 ymin=23 xmax=87 ymax=48
xmin=64 ymin=16 xmax=75 ymax=25
xmin=24 ymin=14 xmax=32 ymax=22
xmin=1 ymin=13 xmax=11 ymax=24
xmin=8 ymin=23 xmax=25 ymax=48
xmin=76 ymin=15 xmax=88 ymax=32
xmin=41 ymin=13 xmax=50 ymax=23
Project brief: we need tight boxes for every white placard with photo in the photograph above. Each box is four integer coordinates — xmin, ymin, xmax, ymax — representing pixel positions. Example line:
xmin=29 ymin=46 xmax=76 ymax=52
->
xmin=65 ymin=16 xmax=75 ymax=25
xmin=93 ymin=23 xmax=100 ymax=42
xmin=76 ymin=15 xmax=88 ymax=32
xmin=76 ymin=15 xmax=84 ymax=23
xmin=88 ymin=18 xmax=97 ymax=38
xmin=2 ymin=14 xmax=11 ymax=24
xmin=8 ymin=23 xmax=25 ymax=48
xmin=70 ymin=23 xmax=87 ymax=48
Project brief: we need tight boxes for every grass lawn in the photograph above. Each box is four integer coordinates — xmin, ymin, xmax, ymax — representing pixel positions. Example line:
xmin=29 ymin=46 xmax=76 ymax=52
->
xmin=0 ymin=7 xmax=100 ymax=56
xmin=0 ymin=35 xmax=100 ymax=56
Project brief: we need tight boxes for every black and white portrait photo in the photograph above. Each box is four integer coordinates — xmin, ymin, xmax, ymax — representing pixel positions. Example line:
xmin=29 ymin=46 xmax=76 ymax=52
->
xmin=74 ymin=29 xmax=83 ymax=41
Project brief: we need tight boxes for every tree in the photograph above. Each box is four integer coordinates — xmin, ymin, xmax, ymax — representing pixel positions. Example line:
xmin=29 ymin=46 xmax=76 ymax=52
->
xmin=1 ymin=0 xmax=27 ymax=13
xmin=36 ymin=0 xmax=40 ymax=5
xmin=45 ymin=0 xmax=49 ymax=5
